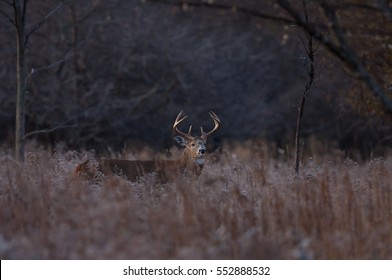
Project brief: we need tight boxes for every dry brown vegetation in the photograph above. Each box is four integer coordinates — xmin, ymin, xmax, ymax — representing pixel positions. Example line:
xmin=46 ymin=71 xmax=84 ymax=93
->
xmin=1 ymin=141 xmax=392 ymax=259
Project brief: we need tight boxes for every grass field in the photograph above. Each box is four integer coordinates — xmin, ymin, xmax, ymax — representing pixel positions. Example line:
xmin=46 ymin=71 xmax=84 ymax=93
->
xmin=1 ymin=141 xmax=391 ymax=259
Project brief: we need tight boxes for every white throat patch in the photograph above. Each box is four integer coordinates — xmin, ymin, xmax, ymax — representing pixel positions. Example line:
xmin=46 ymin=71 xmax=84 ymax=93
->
xmin=195 ymin=158 xmax=205 ymax=165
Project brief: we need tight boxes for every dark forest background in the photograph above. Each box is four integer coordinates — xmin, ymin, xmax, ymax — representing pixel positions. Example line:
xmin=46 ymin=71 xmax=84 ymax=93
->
xmin=0 ymin=0 xmax=391 ymax=156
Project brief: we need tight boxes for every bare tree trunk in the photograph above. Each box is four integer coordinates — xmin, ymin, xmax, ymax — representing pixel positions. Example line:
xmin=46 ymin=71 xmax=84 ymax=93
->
xmin=14 ymin=0 xmax=27 ymax=162
xmin=294 ymin=62 xmax=314 ymax=175
xmin=9 ymin=1 xmax=63 ymax=161
xmin=294 ymin=1 xmax=316 ymax=176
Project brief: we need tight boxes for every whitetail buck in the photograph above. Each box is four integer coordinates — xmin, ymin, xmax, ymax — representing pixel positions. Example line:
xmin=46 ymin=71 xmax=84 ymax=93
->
xmin=74 ymin=111 xmax=220 ymax=182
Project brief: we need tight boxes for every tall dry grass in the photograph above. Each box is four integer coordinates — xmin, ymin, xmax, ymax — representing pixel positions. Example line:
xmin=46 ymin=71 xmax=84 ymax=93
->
xmin=0 ymin=141 xmax=391 ymax=259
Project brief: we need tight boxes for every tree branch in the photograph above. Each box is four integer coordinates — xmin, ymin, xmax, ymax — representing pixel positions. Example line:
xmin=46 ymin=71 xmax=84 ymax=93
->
xmin=278 ymin=0 xmax=392 ymax=114
xmin=27 ymin=55 xmax=69 ymax=81
xmin=24 ymin=119 xmax=93 ymax=140
xmin=0 ymin=9 xmax=16 ymax=27
xmin=151 ymin=0 xmax=392 ymax=113
xmin=25 ymin=2 xmax=63 ymax=45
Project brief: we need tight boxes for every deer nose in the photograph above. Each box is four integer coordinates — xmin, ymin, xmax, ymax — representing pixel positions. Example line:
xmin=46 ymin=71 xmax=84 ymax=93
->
xmin=199 ymin=148 xmax=206 ymax=154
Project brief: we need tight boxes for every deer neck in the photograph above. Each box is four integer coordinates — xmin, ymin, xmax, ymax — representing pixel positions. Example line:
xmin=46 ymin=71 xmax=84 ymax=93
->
xmin=178 ymin=149 xmax=204 ymax=177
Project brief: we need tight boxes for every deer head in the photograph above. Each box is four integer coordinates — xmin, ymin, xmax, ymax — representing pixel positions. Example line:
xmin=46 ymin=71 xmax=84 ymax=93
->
xmin=172 ymin=111 xmax=220 ymax=170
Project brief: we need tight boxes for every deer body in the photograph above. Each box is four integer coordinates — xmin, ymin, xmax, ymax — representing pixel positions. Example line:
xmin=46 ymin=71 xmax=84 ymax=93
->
xmin=75 ymin=111 xmax=220 ymax=182
xmin=98 ymin=150 xmax=204 ymax=181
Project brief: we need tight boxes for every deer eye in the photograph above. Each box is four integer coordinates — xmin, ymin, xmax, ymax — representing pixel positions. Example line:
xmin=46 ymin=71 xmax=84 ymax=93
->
xmin=191 ymin=143 xmax=196 ymax=147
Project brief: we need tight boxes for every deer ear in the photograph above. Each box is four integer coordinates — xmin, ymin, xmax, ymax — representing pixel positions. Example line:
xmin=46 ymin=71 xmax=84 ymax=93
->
xmin=174 ymin=136 xmax=187 ymax=147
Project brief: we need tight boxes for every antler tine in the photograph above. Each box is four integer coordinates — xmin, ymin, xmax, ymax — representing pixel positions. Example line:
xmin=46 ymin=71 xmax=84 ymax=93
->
xmin=173 ymin=111 xmax=193 ymax=139
xmin=201 ymin=111 xmax=221 ymax=138
xmin=174 ymin=110 xmax=187 ymax=124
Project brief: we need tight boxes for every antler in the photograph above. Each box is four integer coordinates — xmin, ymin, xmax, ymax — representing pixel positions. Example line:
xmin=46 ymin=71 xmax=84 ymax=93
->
xmin=201 ymin=111 xmax=221 ymax=139
xmin=173 ymin=111 xmax=194 ymax=140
